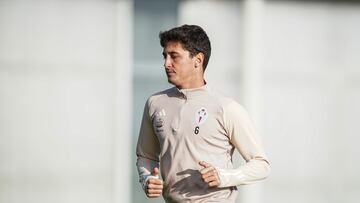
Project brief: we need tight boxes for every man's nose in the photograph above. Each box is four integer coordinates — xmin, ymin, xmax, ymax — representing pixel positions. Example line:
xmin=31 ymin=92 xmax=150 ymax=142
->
xmin=164 ymin=57 xmax=171 ymax=68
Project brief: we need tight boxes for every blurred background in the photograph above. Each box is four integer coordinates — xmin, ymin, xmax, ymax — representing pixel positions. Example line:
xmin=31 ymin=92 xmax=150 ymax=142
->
xmin=1 ymin=0 xmax=360 ymax=202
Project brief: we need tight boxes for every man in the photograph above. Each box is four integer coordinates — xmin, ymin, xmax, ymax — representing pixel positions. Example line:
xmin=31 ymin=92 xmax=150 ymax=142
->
xmin=136 ymin=24 xmax=270 ymax=203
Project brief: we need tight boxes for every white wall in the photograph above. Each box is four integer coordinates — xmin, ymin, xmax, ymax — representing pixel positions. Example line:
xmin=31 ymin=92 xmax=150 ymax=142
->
xmin=262 ymin=1 xmax=360 ymax=203
xmin=0 ymin=0 xmax=132 ymax=202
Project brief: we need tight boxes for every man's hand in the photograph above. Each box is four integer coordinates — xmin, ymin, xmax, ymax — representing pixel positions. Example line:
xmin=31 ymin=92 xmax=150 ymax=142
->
xmin=146 ymin=167 xmax=163 ymax=198
xmin=199 ymin=161 xmax=221 ymax=187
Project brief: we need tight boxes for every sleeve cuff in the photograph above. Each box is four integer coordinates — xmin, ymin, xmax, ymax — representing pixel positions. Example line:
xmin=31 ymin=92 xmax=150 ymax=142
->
xmin=215 ymin=167 xmax=245 ymax=188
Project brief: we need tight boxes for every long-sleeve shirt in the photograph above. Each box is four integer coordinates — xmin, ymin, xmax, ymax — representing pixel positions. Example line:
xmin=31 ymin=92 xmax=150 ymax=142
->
xmin=136 ymin=84 xmax=270 ymax=203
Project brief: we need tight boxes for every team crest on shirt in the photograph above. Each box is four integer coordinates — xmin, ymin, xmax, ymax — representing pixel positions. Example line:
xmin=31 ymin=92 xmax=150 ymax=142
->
xmin=194 ymin=107 xmax=208 ymax=134
xmin=154 ymin=108 xmax=166 ymax=133
xmin=195 ymin=107 xmax=208 ymax=125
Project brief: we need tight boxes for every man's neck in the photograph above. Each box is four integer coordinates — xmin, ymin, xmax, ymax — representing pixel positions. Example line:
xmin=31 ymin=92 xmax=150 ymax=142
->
xmin=176 ymin=80 xmax=206 ymax=90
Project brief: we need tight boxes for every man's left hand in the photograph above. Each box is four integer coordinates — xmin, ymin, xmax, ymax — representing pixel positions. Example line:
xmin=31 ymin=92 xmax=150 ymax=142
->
xmin=199 ymin=161 xmax=220 ymax=187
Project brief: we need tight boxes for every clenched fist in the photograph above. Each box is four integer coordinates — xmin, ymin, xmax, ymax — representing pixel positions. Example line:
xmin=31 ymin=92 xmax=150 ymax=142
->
xmin=146 ymin=167 xmax=163 ymax=198
xmin=199 ymin=161 xmax=221 ymax=187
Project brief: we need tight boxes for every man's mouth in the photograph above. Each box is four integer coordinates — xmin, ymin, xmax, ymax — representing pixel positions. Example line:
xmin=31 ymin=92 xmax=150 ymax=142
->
xmin=166 ymin=72 xmax=175 ymax=76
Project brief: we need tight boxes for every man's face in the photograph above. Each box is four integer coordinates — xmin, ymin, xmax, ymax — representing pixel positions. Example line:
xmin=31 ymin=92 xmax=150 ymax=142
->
xmin=162 ymin=41 xmax=197 ymax=88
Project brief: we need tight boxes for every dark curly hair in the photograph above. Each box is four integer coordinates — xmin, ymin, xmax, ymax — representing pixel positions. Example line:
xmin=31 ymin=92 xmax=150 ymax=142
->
xmin=159 ymin=24 xmax=211 ymax=71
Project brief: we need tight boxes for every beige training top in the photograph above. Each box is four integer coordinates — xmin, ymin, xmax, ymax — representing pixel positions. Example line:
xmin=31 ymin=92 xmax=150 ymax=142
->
xmin=136 ymin=84 xmax=270 ymax=203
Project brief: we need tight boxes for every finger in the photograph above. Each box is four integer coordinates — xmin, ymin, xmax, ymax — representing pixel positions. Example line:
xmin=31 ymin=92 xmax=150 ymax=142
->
xmin=201 ymin=170 xmax=216 ymax=179
xmin=208 ymin=180 xmax=220 ymax=187
xmin=152 ymin=167 xmax=159 ymax=176
xmin=147 ymin=193 xmax=161 ymax=198
xmin=147 ymin=189 xmax=163 ymax=194
xmin=148 ymin=178 xmax=163 ymax=185
xmin=199 ymin=161 xmax=210 ymax=168
xmin=200 ymin=166 xmax=214 ymax=175
xmin=204 ymin=175 xmax=218 ymax=183
xmin=147 ymin=183 xmax=163 ymax=190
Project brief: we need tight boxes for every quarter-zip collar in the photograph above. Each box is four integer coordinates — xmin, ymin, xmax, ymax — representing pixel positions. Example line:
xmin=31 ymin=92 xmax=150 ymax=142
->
xmin=176 ymin=83 xmax=209 ymax=100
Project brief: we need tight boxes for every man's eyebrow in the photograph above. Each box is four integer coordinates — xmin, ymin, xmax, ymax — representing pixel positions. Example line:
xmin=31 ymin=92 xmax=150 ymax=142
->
xmin=164 ymin=51 xmax=180 ymax=55
xmin=162 ymin=51 xmax=180 ymax=58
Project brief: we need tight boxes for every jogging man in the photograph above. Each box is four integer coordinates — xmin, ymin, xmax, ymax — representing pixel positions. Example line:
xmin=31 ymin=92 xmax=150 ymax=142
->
xmin=136 ymin=24 xmax=270 ymax=203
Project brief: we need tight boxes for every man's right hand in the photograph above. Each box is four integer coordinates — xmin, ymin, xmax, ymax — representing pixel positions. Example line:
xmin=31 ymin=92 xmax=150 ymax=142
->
xmin=146 ymin=167 xmax=163 ymax=198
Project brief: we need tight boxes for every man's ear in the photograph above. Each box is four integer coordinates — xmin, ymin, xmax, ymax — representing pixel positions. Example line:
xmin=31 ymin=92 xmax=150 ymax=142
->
xmin=195 ymin=53 xmax=204 ymax=68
